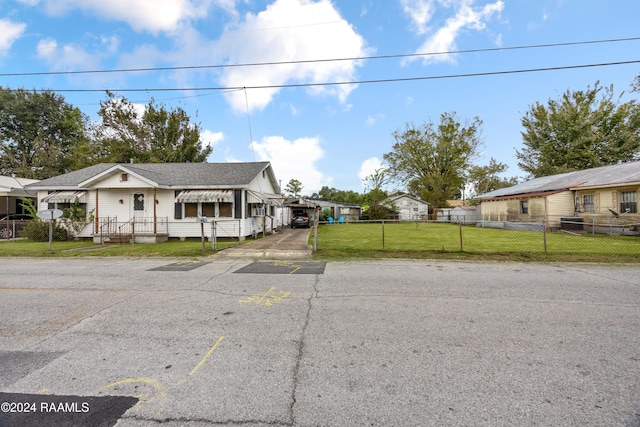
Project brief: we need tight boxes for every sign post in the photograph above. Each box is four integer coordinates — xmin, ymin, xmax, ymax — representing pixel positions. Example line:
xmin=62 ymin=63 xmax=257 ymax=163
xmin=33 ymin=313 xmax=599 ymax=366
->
xmin=36 ymin=209 xmax=64 ymax=250
xmin=197 ymin=217 xmax=208 ymax=253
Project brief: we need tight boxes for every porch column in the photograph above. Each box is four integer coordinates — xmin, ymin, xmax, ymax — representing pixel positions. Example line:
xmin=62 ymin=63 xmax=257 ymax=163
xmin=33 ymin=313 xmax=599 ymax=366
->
xmin=153 ymin=188 xmax=157 ymax=234
xmin=94 ymin=189 xmax=99 ymax=234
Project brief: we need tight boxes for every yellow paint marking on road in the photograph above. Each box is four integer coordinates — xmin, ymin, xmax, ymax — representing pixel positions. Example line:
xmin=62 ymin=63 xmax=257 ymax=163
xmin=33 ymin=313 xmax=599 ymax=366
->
xmin=288 ymin=266 xmax=302 ymax=274
xmin=189 ymin=336 xmax=225 ymax=376
xmin=99 ymin=377 xmax=167 ymax=415
xmin=257 ymin=286 xmax=275 ymax=305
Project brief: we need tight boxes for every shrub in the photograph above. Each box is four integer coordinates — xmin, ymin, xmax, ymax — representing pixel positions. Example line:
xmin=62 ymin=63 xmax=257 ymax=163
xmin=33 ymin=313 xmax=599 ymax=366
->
xmin=21 ymin=221 xmax=71 ymax=241
xmin=360 ymin=204 xmax=398 ymax=220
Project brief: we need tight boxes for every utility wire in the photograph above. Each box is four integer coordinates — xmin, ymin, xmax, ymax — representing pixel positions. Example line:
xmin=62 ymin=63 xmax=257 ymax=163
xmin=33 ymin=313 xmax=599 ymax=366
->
xmin=1 ymin=36 xmax=639 ymax=78
xmin=30 ymin=59 xmax=640 ymax=93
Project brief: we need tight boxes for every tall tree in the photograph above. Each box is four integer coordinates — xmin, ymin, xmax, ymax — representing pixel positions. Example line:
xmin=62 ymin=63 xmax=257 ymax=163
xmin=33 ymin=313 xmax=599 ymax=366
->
xmin=362 ymin=168 xmax=389 ymax=206
xmin=94 ymin=92 xmax=212 ymax=163
xmin=516 ymin=82 xmax=640 ymax=178
xmin=383 ymin=113 xmax=483 ymax=209
xmin=284 ymin=179 xmax=304 ymax=198
xmin=0 ymin=87 xmax=90 ymax=179
xmin=467 ymin=158 xmax=519 ymax=200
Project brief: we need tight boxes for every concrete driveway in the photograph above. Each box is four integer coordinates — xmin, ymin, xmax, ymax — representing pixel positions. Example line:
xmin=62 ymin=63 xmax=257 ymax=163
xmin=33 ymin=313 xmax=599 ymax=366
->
xmin=213 ymin=226 xmax=312 ymax=259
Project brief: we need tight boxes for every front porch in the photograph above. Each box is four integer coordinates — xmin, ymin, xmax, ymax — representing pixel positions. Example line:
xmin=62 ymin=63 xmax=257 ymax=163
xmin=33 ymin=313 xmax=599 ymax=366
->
xmin=94 ymin=216 xmax=169 ymax=244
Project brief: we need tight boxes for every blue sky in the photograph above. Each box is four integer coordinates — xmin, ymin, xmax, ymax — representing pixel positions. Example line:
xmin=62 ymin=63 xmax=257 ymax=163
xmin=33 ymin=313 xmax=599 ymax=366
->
xmin=1 ymin=0 xmax=639 ymax=195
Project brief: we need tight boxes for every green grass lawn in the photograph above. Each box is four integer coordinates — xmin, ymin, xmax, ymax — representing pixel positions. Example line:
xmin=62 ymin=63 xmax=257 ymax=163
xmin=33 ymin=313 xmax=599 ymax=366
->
xmin=0 ymin=238 xmax=241 ymax=257
xmin=314 ymin=222 xmax=640 ymax=262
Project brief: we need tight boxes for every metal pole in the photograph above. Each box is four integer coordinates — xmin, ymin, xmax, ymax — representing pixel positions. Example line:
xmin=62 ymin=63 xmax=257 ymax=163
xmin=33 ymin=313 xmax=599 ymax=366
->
xmin=48 ymin=212 xmax=53 ymax=250
xmin=201 ymin=221 xmax=205 ymax=253
xmin=381 ymin=220 xmax=385 ymax=250
xmin=459 ymin=221 xmax=463 ymax=252
xmin=543 ymin=220 xmax=547 ymax=253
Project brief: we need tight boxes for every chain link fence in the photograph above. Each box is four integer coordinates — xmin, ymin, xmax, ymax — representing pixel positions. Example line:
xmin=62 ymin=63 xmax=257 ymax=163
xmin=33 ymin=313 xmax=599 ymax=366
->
xmin=1 ymin=217 xmax=282 ymax=246
xmin=315 ymin=216 xmax=640 ymax=256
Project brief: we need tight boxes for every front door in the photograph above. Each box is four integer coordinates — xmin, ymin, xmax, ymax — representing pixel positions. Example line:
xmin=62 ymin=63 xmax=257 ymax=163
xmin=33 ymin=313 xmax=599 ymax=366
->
xmin=133 ymin=193 xmax=146 ymax=221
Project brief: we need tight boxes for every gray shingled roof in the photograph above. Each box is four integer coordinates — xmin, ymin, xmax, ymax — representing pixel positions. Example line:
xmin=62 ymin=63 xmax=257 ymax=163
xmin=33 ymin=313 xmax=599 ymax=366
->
xmin=477 ymin=161 xmax=640 ymax=199
xmin=25 ymin=162 xmax=276 ymax=190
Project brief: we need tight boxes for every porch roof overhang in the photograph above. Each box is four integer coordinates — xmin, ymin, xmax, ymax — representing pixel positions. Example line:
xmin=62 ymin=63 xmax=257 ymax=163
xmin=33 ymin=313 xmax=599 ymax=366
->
xmin=175 ymin=189 xmax=233 ymax=203
xmin=41 ymin=190 xmax=87 ymax=203
xmin=247 ymin=190 xmax=284 ymax=206
xmin=480 ymin=189 xmax=567 ymax=202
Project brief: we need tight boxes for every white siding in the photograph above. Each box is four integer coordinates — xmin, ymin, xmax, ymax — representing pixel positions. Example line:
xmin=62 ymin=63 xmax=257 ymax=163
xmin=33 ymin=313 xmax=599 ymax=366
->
xmin=92 ymin=172 xmax=153 ymax=189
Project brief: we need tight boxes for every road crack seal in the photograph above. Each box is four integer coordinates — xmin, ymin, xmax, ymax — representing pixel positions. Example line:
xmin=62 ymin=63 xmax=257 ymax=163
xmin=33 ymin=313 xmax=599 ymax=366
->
xmin=288 ymin=275 xmax=319 ymax=425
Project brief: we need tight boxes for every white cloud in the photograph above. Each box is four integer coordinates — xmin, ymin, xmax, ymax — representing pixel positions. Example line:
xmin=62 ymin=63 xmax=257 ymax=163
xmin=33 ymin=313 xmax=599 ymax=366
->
xmin=358 ymin=157 xmax=384 ymax=182
xmin=201 ymin=129 xmax=224 ymax=148
xmin=365 ymin=113 xmax=385 ymax=127
xmin=36 ymin=38 xmax=102 ymax=70
xmin=0 ymin=20 xmax=26 ymax=51
xmin=22 ymin=0 xmax=215 ymax=33
xmin=250 ymin=135 xmax=328 ymax=194
xmin=215 ymin=0 xmax=371 ymax=112
xmin=403 ymin=0 xmax=504 ymax=65
xmin=401 ymin=0 xmax=436 ymax=35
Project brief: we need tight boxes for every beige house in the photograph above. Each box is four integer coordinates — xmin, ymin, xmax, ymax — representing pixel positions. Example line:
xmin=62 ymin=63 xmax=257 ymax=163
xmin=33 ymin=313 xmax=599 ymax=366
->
xmin=476 ymin=161 xmax=640 ymax=226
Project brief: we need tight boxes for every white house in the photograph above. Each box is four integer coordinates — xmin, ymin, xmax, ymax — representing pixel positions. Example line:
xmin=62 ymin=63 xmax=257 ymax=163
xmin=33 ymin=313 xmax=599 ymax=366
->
xmin=25 ymin=162 xmax=282 ymax=243
xmin=383 ymin=194 xmax=429 ymax=220
xmin=1 ymin=175 xmax=39 ymax=217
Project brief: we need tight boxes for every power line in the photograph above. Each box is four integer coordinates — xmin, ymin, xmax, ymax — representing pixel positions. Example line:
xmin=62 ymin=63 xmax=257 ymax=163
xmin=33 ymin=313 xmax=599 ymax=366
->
xmin=1 ymin=36 xmax=639 ymax=78
xmin=29 ymin=59 xmax=640 ymax=93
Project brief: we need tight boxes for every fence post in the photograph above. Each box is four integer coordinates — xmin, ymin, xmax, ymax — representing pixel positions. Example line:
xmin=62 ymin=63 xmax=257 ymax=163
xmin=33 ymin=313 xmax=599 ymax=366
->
xmin=313 ymin=217 xmax=318 ymax=253
xmin=211 ymin=221 xmax=217 ymax=250
xmin=542 ymin=220 xmax=547 ymax=253
xmin=592 ymin=217 xmax=595 ymax=237
xmin=381 ymin=220 xmax=385 ymax=250
xmin=459 ymin=221 xmax=463 ymax=252
xmin=131 ymin=220 xmax=135 ymax=250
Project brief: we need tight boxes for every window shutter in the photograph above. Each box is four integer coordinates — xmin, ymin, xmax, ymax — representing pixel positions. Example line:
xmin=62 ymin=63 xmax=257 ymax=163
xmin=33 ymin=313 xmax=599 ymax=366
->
xmin=174 ymin=191 xmax=183 ymax=219
xmin=234 ymin=190 xmax=242 ymax=218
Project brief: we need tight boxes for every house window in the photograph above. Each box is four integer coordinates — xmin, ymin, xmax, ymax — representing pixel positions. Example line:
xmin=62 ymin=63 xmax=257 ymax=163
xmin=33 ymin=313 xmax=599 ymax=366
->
xmin=520 ymin=200 xmax=528 ymax=214
xmin=120 ymin=173 xmax=128 ymax=182
xmin=582 ymin=194 xmax=595 ymax=212
xmin=219 ymin=202 xmax=233 ymax=217
xmin=133 ymin=193 xmax=144 ymax=211
xmin=184 ymin=203 xmax=198 ymax=217
xmin=620 ymin=191 xmax=637 ymax=214
xmin=201 ymin=203 xmax=215 ymax=217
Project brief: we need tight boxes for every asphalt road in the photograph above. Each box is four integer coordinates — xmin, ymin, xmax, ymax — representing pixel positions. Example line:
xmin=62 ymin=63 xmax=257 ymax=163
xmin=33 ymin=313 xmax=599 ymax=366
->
xmin=0 ymin=257 xmax=639 ymax=426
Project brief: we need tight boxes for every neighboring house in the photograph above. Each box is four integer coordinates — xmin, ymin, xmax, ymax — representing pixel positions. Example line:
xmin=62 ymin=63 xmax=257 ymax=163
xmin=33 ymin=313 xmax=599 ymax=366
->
xmin=476 ymin=161 xmax=640 ymax=226
xmin=308 ymin=199 xmax=362 ymax=222
xmin=383 ymin=194 xmax=429 ymax=220
xmin=451 ymin=206 xmax=480 ymax=224
xmin=25 ymin=162 xmax=282 ymax=243
xmin=1 ymin=175 xmax=39 ymax=217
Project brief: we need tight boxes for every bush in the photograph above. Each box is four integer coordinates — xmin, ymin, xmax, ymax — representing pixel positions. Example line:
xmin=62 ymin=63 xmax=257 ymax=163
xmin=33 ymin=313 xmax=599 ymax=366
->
xmin=21 ymin=221 xmax=71 ymax=241
xmin=360 ymin=204 xmax=398 ymax=220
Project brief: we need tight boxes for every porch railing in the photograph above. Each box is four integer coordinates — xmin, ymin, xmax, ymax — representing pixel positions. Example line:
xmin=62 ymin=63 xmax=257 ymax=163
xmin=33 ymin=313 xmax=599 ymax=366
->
xmin=97 ymin=217 xmax=168 ymax=242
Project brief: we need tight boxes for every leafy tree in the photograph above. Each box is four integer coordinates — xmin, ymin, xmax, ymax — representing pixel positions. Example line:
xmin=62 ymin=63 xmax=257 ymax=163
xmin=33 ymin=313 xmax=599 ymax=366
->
xmin=383 ymin=113 xmax=483 ymax=209
xmin=94 ymin=92 xmax=212 ymax=163
xmin=284 ymin=178 xmax=304 ymax=198
xmin=467 ymin=158 xmax=519 ymax=201
xmin=309 ymin=186 xmax=363 ymax=204
xmin=361 ymin=167 xmax=389 ymax=207
xmin=516 ymin=82 xmax=640 ymax=178
xmin=0 ymin=87 xmax=90 ymax=179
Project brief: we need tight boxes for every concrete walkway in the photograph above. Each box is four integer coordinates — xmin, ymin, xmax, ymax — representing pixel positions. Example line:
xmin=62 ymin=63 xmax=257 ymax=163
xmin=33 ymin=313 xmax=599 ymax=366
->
xmin=211 ymin=226 xmax=313 ymax=259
